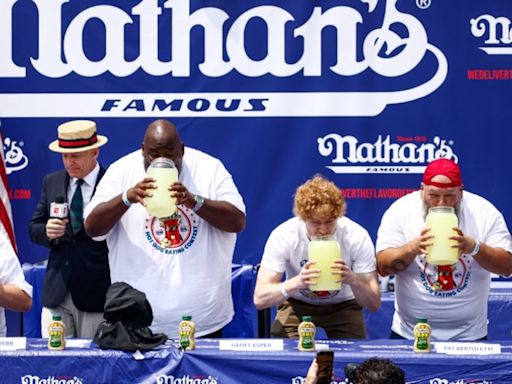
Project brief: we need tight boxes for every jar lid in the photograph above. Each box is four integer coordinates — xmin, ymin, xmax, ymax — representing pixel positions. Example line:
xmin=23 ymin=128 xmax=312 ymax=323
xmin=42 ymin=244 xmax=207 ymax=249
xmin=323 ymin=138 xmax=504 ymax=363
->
xmin=428 ymin=206 xmax=455 ymax=214
xmin=302 ymin=316 xmax=313 ymax=322
xmin=310 ymin=235 xmax=335 ymax=241
xmin=149 ymin=157 xmax=176 ymax=168
xmin=182 ymin=315 xmax=192 ymax=321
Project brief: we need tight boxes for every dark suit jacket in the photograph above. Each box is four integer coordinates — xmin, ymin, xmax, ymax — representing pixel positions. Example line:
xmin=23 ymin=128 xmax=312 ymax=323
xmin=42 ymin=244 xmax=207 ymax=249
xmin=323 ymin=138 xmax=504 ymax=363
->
xmin=28 ymin=167 xmax=111 ymax=312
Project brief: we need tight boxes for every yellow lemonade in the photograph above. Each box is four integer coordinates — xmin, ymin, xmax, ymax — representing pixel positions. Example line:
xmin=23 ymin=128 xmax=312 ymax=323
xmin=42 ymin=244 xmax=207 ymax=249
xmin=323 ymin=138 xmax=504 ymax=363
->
xmin=145 ymin=166 xmax=178 ymax=218
xmin=425 ymin=207 xmax=459 ymax=265
xmin=308 ymin=237 xmax=341 ymax=291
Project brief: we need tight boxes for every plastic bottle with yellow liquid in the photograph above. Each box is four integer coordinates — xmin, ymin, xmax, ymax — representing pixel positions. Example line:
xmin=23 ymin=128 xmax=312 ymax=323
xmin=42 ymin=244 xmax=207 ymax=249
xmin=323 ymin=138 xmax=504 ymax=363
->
xmin=48 ymin=315 xmax=66 ymax=350
xmin=425 ymin=206 xmax=459 ymax=265
xmin=308 ymin=235 xmax=341 ymax=291
xmin=298 ymin=316 xmax=316 ymax=352
xmin=413 ymin=318 xmax=432 ymax=353
xmin=178 ymin=315 xmax=196 ymax=350
xmin=145 ymin=157 xmax=178 ymax=218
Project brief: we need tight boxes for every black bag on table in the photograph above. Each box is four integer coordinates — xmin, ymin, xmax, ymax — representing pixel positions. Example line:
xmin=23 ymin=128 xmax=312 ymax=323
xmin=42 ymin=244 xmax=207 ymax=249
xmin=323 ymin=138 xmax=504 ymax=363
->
xmin=93 ymin=282 xmax=168 ymax=351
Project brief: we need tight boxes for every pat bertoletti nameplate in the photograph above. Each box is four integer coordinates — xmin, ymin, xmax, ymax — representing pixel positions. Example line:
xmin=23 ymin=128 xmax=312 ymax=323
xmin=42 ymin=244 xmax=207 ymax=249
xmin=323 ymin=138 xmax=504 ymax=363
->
xmin=435 ymin=342 xmax=501 ymax=355
xmin=219 ymin=339 xmax=284 ymax=352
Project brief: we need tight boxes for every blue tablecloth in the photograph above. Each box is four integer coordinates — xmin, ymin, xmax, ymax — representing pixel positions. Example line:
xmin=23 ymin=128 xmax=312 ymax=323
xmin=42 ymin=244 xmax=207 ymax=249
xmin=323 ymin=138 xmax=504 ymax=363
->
xmin=2 ymin=338 xmax=512 ymax=383
xmin=13 ymin=264 xmax=512 ymax=341
xmin=365 ymin=290 xmax=512 ymax=340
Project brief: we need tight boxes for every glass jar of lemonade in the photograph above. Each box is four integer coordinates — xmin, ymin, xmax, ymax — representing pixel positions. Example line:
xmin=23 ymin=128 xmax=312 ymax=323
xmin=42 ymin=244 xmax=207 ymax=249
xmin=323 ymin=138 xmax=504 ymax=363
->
xmin=308 ymin=235 xmax=341 ymax=291
xmin=425 ymin=206 xmax=459 ymax=265
xmin=145 ymin=157 xmax=178 ymax=218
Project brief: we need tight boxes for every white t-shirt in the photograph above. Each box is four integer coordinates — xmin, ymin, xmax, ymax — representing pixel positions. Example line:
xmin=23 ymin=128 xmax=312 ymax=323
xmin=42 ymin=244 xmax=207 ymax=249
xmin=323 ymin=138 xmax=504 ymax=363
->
xmin=376 ymin=190 xmax=512 ymax=340
xmin=260 ymin=216 xmax=376 ymax=305
xmin=85 ymin=148 xmax=245 ymax=338
xmin=0 ymin=234 xmax=33 ymax=336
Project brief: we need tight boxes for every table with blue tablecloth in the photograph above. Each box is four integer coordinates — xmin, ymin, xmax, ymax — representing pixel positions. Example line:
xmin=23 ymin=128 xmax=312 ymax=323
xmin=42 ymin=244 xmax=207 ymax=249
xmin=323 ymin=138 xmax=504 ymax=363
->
xmin=10 ymin=264 xmax=512 ymax=341
xmin=365 ymin=289 xmax=512 ymax=340
xmin=1 ymin=338 xmax=512 ymax=383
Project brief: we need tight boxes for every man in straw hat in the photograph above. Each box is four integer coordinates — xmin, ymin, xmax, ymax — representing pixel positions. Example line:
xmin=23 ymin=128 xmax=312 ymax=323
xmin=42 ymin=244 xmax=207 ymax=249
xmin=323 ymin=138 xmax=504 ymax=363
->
xmin=376 ymin=158 xmax=512 ymax=341
xmin=29 ymin=120 xmax=111 ymax=338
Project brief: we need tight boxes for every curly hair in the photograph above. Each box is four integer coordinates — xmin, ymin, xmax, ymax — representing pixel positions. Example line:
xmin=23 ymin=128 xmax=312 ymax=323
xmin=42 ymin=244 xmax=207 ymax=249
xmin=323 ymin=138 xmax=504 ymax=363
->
xmin=354 ymin=358 xmax=405 ymax=384
xmin=293 ymin=175 xmax=345 ymax=221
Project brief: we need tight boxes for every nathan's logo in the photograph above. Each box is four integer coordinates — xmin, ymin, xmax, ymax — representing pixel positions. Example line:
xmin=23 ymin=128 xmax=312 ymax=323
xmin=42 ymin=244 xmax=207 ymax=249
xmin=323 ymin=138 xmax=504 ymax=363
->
xmin=318 ymin=134 xmax=458 ymax=174
xmin=471 ymin=14 xmax=512 ymax=55
xmin=0 ymin=0 xmax=447 ymax=117
xmin=155 ymin=375 xmax=218 ymax=384
xmin=3 ymin=136 xmax=29 ymax=174
xmin=21 ymin=376 xmax=84 ymax=384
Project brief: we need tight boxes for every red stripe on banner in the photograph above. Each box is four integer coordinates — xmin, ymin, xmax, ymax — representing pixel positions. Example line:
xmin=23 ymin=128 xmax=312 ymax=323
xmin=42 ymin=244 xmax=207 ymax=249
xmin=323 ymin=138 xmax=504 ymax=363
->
xmin=0 ymin=129 xmax=17 ymax=254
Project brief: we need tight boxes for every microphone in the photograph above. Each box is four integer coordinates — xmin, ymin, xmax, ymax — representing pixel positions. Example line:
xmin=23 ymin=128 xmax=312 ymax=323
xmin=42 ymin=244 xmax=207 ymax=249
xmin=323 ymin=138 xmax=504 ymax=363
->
xmin=50 ymin=196 xmax=68 ymax=219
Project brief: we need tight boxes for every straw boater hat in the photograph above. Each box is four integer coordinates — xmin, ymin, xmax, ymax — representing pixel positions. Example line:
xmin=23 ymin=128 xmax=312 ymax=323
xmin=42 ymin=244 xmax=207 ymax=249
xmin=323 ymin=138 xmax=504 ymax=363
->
xmin=49 ymin=120 xmax=108 ymax=153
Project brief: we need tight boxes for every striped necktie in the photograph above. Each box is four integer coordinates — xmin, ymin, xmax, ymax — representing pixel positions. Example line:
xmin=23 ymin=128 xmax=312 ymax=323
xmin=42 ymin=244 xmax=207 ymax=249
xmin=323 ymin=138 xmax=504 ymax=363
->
xmin=70 ymin=179 xmax=84 ymax=234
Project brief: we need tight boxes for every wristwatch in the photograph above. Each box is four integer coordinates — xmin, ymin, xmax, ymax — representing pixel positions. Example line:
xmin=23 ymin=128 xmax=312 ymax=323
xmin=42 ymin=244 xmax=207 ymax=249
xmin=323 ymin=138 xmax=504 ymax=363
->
xmin=468 ymin=240 xmax=480 ymax=257
xmin=192 ymin=195 xmax=204 ymax=212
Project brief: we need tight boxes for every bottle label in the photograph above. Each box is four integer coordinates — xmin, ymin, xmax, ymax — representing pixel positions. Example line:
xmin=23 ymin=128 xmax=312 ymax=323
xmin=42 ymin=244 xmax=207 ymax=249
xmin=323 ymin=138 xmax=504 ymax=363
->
xmin=301 ymin=336 xmax=314 ymax=350
xmin=415 ymin=324 xmax=430 ymax=351
xmin=416 ymin=335 xmax=428 ymax=350
xmin=179 ymin=322 xmax=193 ymax=349
xmin=48 ymin=323 xmax=64 ymax=349
xmin=299 ymin=323 xmax=315 ymax=350
xmin=180 ymin=335 xmax=190 ymax=349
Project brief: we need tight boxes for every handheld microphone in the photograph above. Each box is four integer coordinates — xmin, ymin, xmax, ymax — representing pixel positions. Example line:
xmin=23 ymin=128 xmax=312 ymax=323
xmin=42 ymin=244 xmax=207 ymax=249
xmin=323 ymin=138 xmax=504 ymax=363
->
xmin=50 ymin=196 xmax=68 ymax=219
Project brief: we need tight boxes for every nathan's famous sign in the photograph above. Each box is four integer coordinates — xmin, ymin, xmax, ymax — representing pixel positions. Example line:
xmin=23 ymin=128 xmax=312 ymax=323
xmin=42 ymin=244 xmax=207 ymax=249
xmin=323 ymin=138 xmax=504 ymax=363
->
xmin=0 ymin=0 xmax=446 ymax=117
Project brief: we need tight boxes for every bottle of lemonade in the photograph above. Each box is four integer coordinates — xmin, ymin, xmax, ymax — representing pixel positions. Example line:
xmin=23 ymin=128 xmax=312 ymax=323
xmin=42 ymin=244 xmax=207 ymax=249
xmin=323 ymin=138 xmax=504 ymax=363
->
xmin=145 ymin=157 xmax=179 ymax=218
xmin=48 ymin=315 xmax=66 ymax=350
xmin=425 ymin=206 xmax=458 ymax=265
xmin=413 ymin=318 xmax=432 ymax=353
xmin=179 ymin=315 xmax=196 ymax=351
xmin=308 ymin=235 xmax=341 ymax=291
xmin=298 ymin=316 xmax=316 ymax=352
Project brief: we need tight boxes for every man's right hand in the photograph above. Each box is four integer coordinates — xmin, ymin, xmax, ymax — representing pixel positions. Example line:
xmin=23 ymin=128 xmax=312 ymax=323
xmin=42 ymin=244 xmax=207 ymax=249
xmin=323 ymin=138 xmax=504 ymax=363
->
xmin=409 ymin=228 xmax=433 ymax=256
xmin=46 ymin=218 xmax=68 ymax=240
xmin=125 ymin=177 xmax=156 ymax=206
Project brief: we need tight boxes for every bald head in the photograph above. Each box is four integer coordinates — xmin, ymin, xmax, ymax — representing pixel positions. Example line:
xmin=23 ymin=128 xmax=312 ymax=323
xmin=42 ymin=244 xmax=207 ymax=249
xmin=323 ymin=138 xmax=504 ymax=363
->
xmin=142 ymin=119 xmax=184 ymax=171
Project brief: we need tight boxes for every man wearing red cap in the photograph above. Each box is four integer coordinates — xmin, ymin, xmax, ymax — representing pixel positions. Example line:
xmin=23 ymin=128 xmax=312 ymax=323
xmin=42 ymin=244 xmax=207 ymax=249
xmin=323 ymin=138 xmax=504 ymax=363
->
xmin=376 ymin=158 xmax=512 ymax=340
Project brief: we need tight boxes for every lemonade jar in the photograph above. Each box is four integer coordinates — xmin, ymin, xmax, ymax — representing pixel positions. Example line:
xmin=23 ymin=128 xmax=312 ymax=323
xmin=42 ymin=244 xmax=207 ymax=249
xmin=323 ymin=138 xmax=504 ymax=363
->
xmin=145 ymin=157 xmax=178 ymax=218
xmin=308 ymin=235 xmax=341 ymax=291
xmin=425 ymin=206 xmax=459 ymax=265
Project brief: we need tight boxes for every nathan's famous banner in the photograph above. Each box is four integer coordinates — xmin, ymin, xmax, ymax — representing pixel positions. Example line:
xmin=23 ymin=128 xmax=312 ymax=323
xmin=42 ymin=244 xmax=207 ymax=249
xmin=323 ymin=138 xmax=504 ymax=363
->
xmin=1 ymin=0 xmax=511 ymax=276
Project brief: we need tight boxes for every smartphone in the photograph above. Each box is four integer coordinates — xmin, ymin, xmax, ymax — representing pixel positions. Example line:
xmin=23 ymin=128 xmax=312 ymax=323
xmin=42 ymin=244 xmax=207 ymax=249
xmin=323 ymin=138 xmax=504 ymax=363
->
xmin=316 ymin=350 xmax=334 ymax=384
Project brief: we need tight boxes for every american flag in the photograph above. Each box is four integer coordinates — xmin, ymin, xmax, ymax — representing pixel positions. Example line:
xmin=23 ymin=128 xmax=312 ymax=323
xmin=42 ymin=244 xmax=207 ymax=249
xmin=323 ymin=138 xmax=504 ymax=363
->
xmin=0 ymin=124 xmax=17 ymax=254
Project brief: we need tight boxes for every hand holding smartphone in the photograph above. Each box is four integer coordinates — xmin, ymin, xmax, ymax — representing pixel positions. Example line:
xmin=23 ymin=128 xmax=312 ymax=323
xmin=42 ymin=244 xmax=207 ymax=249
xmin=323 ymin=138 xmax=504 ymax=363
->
xmin=316 ymin=350 xmax=334 ymax=384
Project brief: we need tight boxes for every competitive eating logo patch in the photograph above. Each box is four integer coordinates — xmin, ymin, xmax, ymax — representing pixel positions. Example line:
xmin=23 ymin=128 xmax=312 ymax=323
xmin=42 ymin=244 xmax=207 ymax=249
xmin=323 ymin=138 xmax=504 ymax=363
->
xmin=145 ymin=207 xmax=199 ymax=255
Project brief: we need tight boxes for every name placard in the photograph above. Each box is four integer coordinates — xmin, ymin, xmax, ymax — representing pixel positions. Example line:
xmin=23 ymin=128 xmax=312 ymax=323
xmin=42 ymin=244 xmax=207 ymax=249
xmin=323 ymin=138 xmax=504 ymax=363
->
xmin=0 ymin=337 xmax=26 ymax=350
xmin=219 ymin=339 xmax=284 ymax=352
xmin=434 ymin=342 xmax=501 ymax=355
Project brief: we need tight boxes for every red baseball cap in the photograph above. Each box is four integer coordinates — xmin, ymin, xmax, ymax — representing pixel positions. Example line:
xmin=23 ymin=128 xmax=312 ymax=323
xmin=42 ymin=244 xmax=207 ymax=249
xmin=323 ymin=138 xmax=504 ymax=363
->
xmin=422 ymin=158 xmax=462 ymax=188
